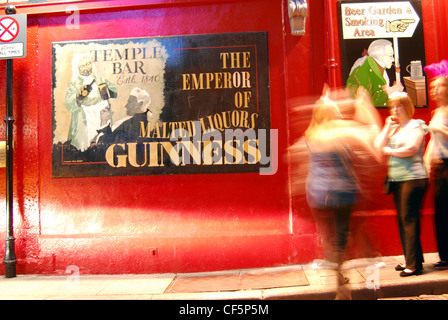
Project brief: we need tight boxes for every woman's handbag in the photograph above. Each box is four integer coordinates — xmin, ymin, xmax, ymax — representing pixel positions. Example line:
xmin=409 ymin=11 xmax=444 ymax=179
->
xmin=384 ymin=177 xmax=392 ymax=194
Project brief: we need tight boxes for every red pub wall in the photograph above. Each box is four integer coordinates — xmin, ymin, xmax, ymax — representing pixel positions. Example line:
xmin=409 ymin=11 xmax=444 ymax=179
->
xmin=0 ymin=0 xmax=445 ymax=275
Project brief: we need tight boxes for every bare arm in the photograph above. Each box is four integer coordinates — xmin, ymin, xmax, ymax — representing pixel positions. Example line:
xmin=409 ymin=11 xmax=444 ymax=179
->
xmin=374 ymin=116 xmax=397 ymax=151
xmin=423 ymin=137 xmax=435 ymax=175
xmin=312 ymin=124 xmax=382 ymax=163
xmin=429 ymin=120 xmax=448 ymax=139
xmin=383 ymin=126 xmax=425 ymax=158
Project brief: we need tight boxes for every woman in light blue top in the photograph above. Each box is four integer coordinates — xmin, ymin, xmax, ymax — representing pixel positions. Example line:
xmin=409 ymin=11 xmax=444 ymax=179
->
xmin=375 ymin=92 xmax=428 ymax=277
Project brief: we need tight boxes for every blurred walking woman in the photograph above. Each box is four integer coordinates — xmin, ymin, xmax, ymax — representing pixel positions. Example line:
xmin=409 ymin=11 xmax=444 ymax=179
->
xmin=305 ymin=103 xmax=358 ymax=272
xmin=303 ymin=88 xmax=381 ymax=299
xmin=375 ymin=92 xmax=428 ymax=277
xmin=304 ymin=88 xmax=381 ymax=273
xmin=424 ymin=60 xmax=448 ymax=269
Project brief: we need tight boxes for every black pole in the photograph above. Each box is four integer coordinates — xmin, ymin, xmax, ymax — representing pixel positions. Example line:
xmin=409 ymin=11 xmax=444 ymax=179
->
xmin=3 ymin=5 xmax=17 ymax=278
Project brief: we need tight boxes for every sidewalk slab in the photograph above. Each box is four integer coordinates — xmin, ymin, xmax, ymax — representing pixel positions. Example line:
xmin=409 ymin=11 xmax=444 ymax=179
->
xmin=0 ymin=253 xmax=446 ymax=300
xmin=166 ymin=265 xmax=308 ymax=294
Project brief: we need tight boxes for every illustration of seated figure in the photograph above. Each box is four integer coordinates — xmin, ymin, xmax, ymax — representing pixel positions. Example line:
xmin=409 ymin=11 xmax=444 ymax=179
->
xmin=346 ymin=39 xmax=395 ymax=107
xmin=97 ymin=87 xmax=152 ymax=144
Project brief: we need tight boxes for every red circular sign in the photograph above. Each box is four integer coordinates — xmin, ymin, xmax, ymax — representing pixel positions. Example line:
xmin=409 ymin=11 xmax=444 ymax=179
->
xmin=0 ymin=17 xmax=20 ymax=43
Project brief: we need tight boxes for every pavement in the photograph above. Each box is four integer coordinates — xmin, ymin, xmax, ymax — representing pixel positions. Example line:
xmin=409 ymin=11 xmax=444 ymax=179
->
xmin=1 ymin=252 xmax=448 ymax=301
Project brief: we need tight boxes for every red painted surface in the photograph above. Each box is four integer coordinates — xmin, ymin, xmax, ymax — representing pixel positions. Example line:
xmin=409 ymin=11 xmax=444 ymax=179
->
xmin=0 ymin=0 xmax=444 ymax=275
xmin=433 ymin=0 xmax=448 ymax=60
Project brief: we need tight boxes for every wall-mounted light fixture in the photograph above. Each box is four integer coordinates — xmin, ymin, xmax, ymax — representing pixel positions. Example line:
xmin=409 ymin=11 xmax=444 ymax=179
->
xmin=288 ymin=0 xmax=307 ymax=36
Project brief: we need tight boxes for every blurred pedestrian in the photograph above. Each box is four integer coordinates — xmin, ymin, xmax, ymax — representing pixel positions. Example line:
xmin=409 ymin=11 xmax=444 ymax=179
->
xmin=375 ymin=91 xmax=428 ymax=277
xmin=302 ymin=87 xmax=381 ymax=298
xmin=424 ymin=60 xmax=448 ymax=269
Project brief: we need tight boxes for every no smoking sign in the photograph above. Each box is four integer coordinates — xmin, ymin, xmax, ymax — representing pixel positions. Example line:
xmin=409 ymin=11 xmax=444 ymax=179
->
xmin=0 ymin=14 xmax=26 ymax=59
xmin=0 ymin=16 xmax=20 ymax=42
